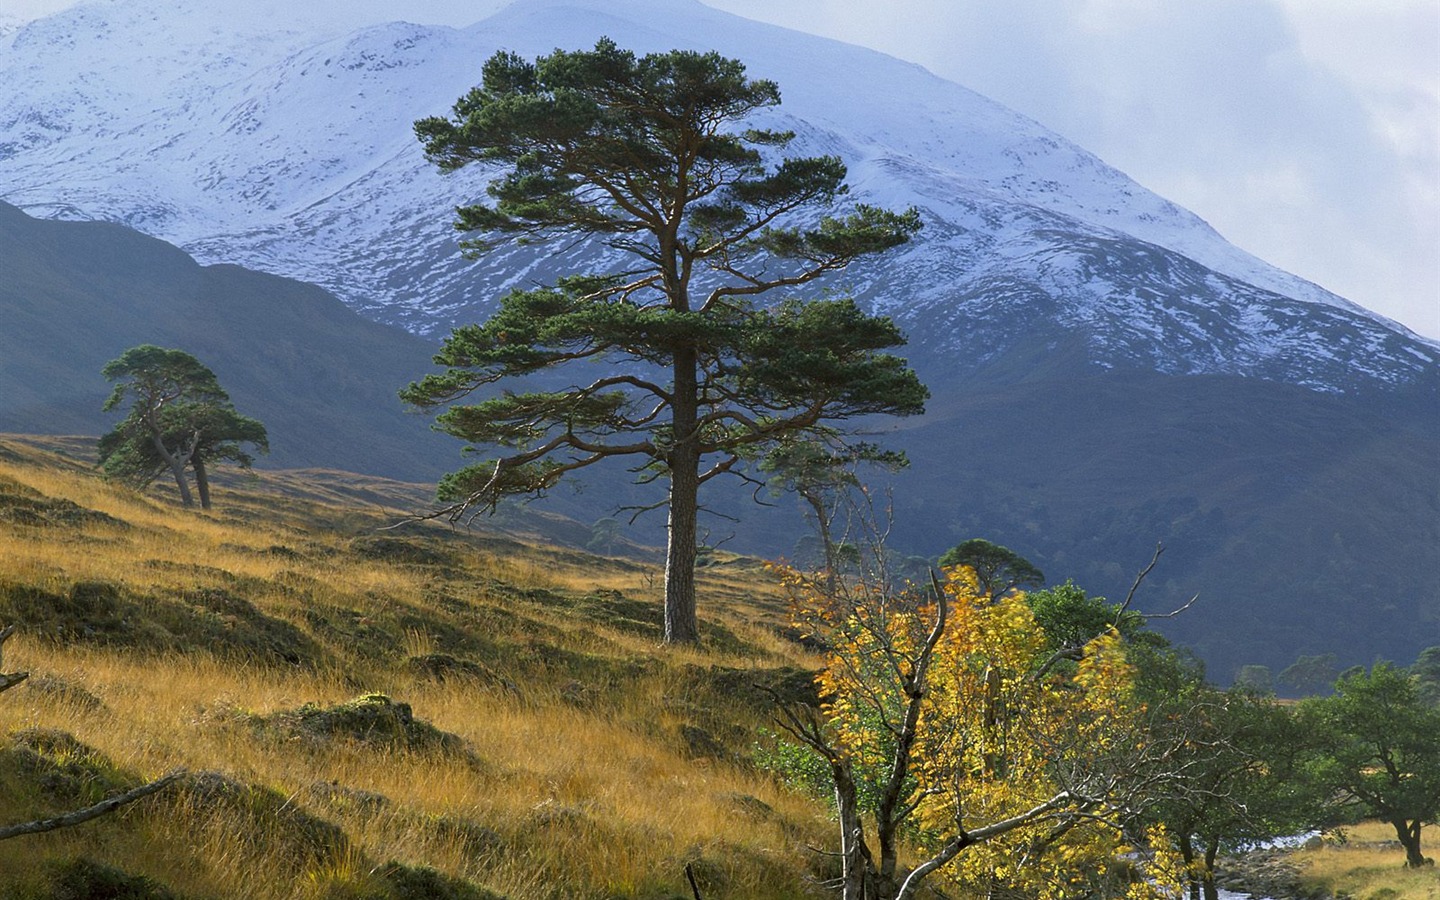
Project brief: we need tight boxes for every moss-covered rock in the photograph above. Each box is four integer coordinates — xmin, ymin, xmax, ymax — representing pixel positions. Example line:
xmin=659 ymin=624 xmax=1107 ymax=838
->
xmin=680 ymin=665 xmax=821 ymax=712
xmin=424 ymin=815 xmax=504 ymax=860
xmin=573 ymin=589 xmax=662 ymax=637
xmin=677 ymin=724 xmax=729 ymax=762
xmin=24 ymin=675 xmax=106 ymax=712
xmin=299 ymin=606 xmax=404 ymax=661
xmin=174 ymin=588 xmax=323 ymax=667
xmin=306 ymin=781 xmax=392 ymax=817
xmin=369 ymin=862 xmax=509 ymax=900
xmin=718 ymin=791 xmax=776 ymax=823
xmin=260 ymin=694 xmax=465 ymax=754
xmin=403 ymin=654 xmax=520 ymax=697
xmin=349 ymin=536 xmax=453 ymax=567
xmin=0 ymin=478 xmax=126 ymax=529
xmin=0 ymin=582 xmax=130 ymax=644
xmin=523 ymin=800 xmax=590 ymax=832
xmin=0 ymin=581 xmax=326 ymax=668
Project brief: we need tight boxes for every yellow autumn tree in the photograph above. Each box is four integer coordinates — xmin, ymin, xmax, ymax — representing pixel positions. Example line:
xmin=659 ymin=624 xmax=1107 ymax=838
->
xmin=770 ymin=566 xmax=1186 ymax=900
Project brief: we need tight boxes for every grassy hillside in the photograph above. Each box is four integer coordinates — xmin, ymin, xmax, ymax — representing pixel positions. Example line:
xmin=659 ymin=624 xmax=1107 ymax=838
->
xmin=0 ymin=436 xmax=832 ymax=899
xmin=1297 ymin=822 xmax=1440 ymax=900
xmin=0 ymin=436 xmax=1431 ymax=899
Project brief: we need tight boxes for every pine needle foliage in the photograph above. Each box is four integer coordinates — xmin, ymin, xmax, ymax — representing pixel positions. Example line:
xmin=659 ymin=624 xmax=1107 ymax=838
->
xmin=403 ymin=39 xmax=927 ymax=643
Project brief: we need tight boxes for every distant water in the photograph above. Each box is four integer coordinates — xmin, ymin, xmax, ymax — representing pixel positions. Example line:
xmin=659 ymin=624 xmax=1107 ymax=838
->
xmin=1215 ymin=832 xmax=1319 ymax=900
xmin=1245 ymin=831 xmax=1320 ymax=850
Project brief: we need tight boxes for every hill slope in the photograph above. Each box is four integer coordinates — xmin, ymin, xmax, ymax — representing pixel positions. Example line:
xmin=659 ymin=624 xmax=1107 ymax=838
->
xmin=0 ymin=436 xmax=822 ymax=899
xmin=881 ymin=372 xmax=1440 ymax=677
xmin=0 ymin=201 xmax=451 ymax=479
xmin=1 ymin=0 xmax=1435 ymax=397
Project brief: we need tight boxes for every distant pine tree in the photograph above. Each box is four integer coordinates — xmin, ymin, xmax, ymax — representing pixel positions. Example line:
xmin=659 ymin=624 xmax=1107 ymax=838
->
xmin=100 ymin=345 xmax=268 ymax=509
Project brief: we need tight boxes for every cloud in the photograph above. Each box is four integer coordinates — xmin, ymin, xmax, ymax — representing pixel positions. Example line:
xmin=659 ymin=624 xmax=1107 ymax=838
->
xmin=706 ymin=0 xmax=1440 ymax=338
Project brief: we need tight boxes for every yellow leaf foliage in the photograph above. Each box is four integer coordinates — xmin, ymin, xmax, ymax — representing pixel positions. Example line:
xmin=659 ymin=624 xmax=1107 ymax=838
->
xmin=784 ymin=564 xmax=1183 ymax=898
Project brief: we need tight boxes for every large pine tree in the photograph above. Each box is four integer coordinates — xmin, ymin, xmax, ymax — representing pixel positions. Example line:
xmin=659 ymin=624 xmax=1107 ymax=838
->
xmin=403 ymin=39 xmax=927 ymax=644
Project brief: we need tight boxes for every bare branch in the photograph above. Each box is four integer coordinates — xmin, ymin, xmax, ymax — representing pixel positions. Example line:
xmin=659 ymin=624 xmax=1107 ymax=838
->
xmin=574 ymin=373 xmax=673 ymax=403
xmin=895 ymin=792 xmax=1078 ymax=900
xmin=1115 ymin=542 xmax=1163 ymax=620
xmin=617 ymin=497 xmax=670 ymax=525
xmin=697 ymin=454 xmax=747 ymax=485
xmin=0 ymin=625 xmax=28 ymax=695
xmin=1139 ymin=593 xmax=1200 ymax=620
xmin=703 ymin=256 xmax=850 ymax=308
xmin=0 ymin=770 xmax=187 ymax=842
xmin=1030 ymin=646 xmax=1086 ymax=682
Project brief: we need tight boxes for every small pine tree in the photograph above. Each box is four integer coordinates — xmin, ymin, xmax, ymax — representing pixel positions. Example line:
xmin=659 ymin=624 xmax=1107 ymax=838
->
xmin=100 ymin=345 xmax=268 ymax=509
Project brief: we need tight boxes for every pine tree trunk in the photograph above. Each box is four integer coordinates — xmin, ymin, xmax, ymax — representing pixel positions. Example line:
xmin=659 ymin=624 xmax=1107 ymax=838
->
xmin=150 ymin=431 xmax=194 ymax=508
xmin=193 ymin=454 xmax=211 ymax=510
xmin=664 ymin=464 xmax=699 ymax=644
xmin=663 ymin=347 xmax=701 ymax=645
xmin=804 ymin=487 xmax=840 ymax=596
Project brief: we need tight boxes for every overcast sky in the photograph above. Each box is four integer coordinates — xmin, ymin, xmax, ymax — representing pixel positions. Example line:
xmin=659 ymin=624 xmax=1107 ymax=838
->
xmin=6 ymin=0 xmax=1437 ymax=338
xmin=703 ymin=0 xmax=1440 ymax=340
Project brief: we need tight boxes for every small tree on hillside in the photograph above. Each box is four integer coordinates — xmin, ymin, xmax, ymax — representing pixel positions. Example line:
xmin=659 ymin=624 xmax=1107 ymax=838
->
xmin=100 ymin=345 xmax=268 ymax=509
xmin=1233 ymin=664 xmax=1275 ymax=695
xmin=760 ymin=437 xmax=906 ymax=593
xmin=938 ymin=538 xmax=1044 ymax=601
xmin=586 ymin=516 xmax=623 ymax=555
xmin=766 ymin=566 xmax=1188 ymax=899
xmin=1025 ymin=580 xmax=1145 ymax=656
xmin=403 ymin=39 xmax=927 ymax=644
xmin=1279 ymin=653 xmax=1340 ymax=696
xmin=1143 ymin=678 xmax=1323 ymax=900
xmin=1409 ymin=646 xmax=1440 ymax=707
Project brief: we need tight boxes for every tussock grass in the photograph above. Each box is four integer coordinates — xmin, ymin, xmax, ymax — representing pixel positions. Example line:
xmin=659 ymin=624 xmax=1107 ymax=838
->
xmin=0 ymin=437 xmax=830 ymax=899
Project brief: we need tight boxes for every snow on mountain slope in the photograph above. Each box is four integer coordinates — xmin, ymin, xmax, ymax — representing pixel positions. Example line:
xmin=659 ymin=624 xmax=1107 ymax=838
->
xmin=1 ymin=0 xmax=1435 ymax=395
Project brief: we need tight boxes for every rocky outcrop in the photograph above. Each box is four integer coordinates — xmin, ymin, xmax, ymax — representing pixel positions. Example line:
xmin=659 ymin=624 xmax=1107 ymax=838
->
xmin=1215 ymin=848 xmax=1335 ymax=900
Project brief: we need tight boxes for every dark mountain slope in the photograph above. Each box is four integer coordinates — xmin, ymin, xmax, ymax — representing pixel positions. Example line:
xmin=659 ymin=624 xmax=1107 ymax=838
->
xmin=0 ymin=201 xmax=451 ymax=478
xmin=2 ymin=199 xmax=1437 ymax=681
xmin=874 ymin=370 xmax=1439 ymax=680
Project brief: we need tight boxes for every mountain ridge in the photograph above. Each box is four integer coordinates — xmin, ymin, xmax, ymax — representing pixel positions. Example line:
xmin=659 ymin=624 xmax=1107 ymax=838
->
xmin=0 ymin=197 xmax=1436 ymax=684
xmin=2 ymin=0 xmax=1433 ymax=387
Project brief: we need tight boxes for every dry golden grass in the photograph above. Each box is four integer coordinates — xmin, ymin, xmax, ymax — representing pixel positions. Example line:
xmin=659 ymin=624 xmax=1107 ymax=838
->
xmin=1297 ymin=822 xmax=1440 ymax=900
xmin=0 ymin=437 xmax=832 ymax=899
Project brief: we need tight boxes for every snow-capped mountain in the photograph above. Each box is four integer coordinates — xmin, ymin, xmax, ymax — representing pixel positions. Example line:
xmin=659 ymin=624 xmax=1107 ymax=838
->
xmin=1 ymin=0 xmax=1436 ymax=397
